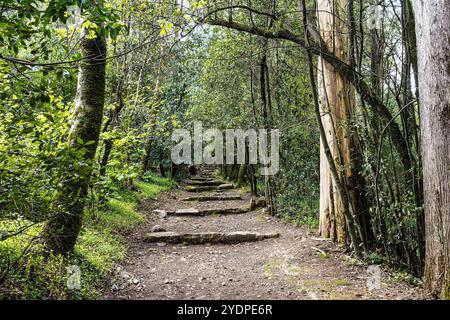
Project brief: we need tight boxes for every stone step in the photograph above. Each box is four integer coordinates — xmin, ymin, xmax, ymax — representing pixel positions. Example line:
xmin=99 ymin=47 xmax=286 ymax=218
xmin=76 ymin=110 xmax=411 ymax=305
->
xmin=186 ymin=184 xmax=234 ymax=192
xmin=182 ymin=195 xmax=242 ymax=202
xmin=144 ymin=231 xmax=280 ymax=245
xmin=170 ymin=206 xmax=250 ymax=216
xmin=187 ymin=180 xmax=227 ymax=187
xmin=189 ymin=177 xmax=214 ymax=182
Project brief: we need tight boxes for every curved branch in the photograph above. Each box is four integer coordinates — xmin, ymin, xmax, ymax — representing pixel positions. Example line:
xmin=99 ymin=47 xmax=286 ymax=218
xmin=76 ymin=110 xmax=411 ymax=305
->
xmin=205 ymin=17 xmax=412 ymax=172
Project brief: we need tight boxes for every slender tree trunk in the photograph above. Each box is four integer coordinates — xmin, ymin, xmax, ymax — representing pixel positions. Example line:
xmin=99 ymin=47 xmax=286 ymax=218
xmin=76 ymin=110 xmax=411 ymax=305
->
xmin=413 ymin=0 xmax=450 ymax=299
xmin=237 ymin=164 xmax=247 ymax=188
xmin=100 ymin=79 xmax=125 ymax=177
xmin=259 ymin=49 xmax=276 ymax=215
xmin=43 ymin=30 xmax=107 ymax=255
xmin=141 ymin=139 xmax=152 ymax=178
xmin=171 ymin=162 xmax=178 ymax=179
xmin=159 ymin=150 xmax=166 ymax=178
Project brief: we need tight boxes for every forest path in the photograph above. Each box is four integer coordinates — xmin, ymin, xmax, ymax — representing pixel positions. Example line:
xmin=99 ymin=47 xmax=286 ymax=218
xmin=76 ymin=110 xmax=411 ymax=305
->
xmin=100 ymin=170 xmax=427 ymax=300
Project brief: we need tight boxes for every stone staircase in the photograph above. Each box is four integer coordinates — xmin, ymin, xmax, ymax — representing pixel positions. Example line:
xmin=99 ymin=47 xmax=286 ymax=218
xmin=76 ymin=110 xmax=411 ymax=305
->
xmin=145 ymin=167 xmax=278 ymax=245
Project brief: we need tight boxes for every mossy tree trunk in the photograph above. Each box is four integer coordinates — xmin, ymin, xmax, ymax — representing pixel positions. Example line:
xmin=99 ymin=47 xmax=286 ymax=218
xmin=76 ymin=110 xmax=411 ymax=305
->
xmin=42 ymin=31 xmax=107 ymax=255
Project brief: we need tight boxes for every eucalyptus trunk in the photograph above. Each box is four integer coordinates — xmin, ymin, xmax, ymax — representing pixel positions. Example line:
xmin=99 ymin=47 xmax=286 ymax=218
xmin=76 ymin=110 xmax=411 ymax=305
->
xmin=317 ymin=0 xmax=367 ymax=246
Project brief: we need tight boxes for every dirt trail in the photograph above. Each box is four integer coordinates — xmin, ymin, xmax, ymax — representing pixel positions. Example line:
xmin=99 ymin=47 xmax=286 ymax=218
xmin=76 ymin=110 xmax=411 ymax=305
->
xmin=100 ymin=172 xmax=429 ymax=300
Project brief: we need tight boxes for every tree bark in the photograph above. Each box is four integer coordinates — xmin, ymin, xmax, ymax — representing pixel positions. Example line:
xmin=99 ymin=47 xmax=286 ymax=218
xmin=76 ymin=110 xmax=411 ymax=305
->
xmin=317 ymin=0 xmax=368 ymax=246
xmin=413 ymin=0 xmax=450 ymax=299
xmin=237 ymin=164 xmax=247 ymax=188
xmin=43 ymin=31 xmax=107 ymax=255
xmin=100 ymin=79 xmax=124 ymax=177
xmin=301 ymin=0 xmax=362 ymax=257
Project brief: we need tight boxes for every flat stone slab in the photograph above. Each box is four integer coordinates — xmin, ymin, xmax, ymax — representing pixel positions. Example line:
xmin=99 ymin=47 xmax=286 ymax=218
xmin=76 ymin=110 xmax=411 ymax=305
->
xmin=172 ymin=207 xmax=250 ymax=216
xmin=175 ymin=208 xmax=200 ymax=215
xmin=144 ymin=231 xmax=280 ymax=245
xmin=189 ymin=177 xmax=214 ymax=182
xmin=218 ymin=183 xmax=234 ymax=190
xmin=186 ymin=184 xmax=235 ymax=192
xmin=187 ymin=180 xmax=227 ymax=187
xmin=183 ymin=195 xmax=242 ymax=202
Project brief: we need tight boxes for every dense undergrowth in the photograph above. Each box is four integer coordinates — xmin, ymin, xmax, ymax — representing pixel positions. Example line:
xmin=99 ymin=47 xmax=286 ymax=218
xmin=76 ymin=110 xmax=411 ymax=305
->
xmin=0 ymin=174 xmax=175 ymax=300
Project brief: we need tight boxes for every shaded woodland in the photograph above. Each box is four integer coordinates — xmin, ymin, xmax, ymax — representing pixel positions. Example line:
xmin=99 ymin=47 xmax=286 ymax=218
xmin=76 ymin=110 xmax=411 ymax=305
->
xmin=0 ymin=0 xmax=448 ymax=299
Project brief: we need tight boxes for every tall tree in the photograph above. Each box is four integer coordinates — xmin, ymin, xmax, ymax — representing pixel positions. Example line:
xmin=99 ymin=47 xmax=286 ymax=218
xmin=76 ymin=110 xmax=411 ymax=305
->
xmin=317 ymin=0 xmax=368 ymax=246
xmin=43 ymin=27 xmax=107 ymax=255
xmin=413 ymin=0 xmax=450 ymax=299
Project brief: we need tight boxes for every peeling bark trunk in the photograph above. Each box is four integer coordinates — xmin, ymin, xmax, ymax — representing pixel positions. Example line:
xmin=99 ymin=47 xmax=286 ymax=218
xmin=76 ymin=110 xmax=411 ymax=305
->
xmin=317 ymin=0 xmax=367 ymax=245
xmin=413 ymin=0 xmax=450 ymax=299
xmin=302 ymin=0 xmax=362 ymax=257
xmin=43 ymin=31 xmax=107 ymax=255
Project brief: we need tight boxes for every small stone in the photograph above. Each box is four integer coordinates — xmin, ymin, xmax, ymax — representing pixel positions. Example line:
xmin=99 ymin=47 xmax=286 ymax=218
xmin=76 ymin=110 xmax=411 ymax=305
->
xmin=151 ymin=225 xmax=167 ymax=233
xmin=157 ymin=242 xmax=167 ymax=247
xmin=153 ymin=210 xmax=168 ymax=219
xmin=111 ymin=284 xmax=119 ymax=292
xmin=132 ymin=278 xmax=140 ymax=285
xmin=164 ymin=279 xmax=174 ymax=284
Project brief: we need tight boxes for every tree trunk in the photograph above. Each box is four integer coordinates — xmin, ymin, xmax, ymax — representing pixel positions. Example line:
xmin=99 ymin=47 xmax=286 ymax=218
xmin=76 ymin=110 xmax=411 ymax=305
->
xmin=413 ymin=0 xmax=450 ymax=299
xmin=317 ymin=0 xmax=367 ymax=246
xmin=141 ymin=138 xmax=152 ymax=179
xmin=171 ymin=162 xmax=178 ymax=178
xmin=259 ymin=50 xmax=276 ymax=215
xmin=100 ymin=79 xmax=124 ymax=177
xmin=43 ymin=31 xmax=107 ymax=255
xmin=237 ymin=164 xmax=247 ymax=188
xmin=159 ymin=150 xmax=166 ymax=178
xmin=302 ymin=0 xmax=362 ymax=257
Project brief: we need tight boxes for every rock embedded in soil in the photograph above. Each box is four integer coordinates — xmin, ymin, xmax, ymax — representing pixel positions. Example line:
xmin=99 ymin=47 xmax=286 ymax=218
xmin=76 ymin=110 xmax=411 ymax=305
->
xmin=189 ymin=176 xmax=213 ymax=181
xmin=174 ymin=208 xmax=200 ymax=215
xmin=151 ymin=225 xmax=167 ymax=233
xmin=218 ymin=183 xmax=234 ymax=190
xmin=144 ymin=231 xmax=280 ymax=245
xmin=187 ymin=180 xmax=227 ymax=187
xmin=153 ymin=209 xmax=175 ymax=218
xmin=185 ymin=184 xmax=235 ymax=192
xmin=171 ymin=207 xmax=250 ymax=216
xmin=183 ymin=195 xmax=242 ymax=202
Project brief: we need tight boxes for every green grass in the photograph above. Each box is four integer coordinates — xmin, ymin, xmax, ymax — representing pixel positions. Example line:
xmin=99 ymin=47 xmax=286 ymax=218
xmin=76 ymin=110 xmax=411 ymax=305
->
xmin=0 ymin=174 xmax=175 ymax=299
xmin=279 ymin=198 xmax=320 ymax=230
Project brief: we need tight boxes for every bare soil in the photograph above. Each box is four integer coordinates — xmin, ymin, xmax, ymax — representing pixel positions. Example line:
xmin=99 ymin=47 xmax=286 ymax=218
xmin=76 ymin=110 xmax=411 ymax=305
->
xmin=100 ymin=178 xmax=430 ymax=300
